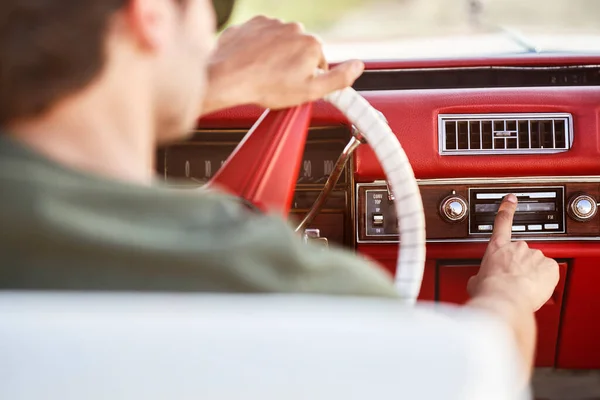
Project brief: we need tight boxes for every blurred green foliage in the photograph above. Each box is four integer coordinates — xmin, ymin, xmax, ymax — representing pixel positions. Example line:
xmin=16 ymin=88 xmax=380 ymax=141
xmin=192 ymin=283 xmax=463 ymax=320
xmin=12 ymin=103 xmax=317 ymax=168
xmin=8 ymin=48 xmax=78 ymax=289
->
xmin=228 ymin=0 xmax=367 ymax=31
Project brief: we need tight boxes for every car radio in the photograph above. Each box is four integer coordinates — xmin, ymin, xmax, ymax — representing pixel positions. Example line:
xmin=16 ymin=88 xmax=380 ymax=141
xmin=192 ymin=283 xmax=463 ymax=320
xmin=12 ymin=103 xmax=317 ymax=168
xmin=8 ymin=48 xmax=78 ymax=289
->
xmin=357 ymin=179 xmax=600 ymax=243
xmin=468 ymin=187 xmax=566 ymax=235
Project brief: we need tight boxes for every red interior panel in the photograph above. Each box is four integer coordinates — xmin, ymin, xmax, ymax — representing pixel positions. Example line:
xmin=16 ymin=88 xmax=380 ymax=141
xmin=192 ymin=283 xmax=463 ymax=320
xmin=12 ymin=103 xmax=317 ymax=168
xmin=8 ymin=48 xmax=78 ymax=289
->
xmin=358 ymin=244 xmax=600 ymax=367
xmin=358 ymin=243 xmax=600 ymax=262
xmin=437 ymin=265 xmax=480 ymax=304
xmin=438 ymin=263 xmax=568 ymax=367
xmin=557 ymin=257 xmax=600 ymax=369
xmin=200 ymin=88 xmax=600 ymax=180
xmin=353 ymin=87 xmax=600 ymax=180
xmin=359 ymin=248 xmax=436 ymax=301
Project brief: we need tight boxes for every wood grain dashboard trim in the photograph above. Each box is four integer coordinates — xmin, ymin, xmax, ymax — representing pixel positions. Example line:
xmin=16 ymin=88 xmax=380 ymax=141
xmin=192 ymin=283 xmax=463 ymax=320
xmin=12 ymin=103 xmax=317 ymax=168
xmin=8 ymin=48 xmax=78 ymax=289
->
xmin=357 ymin=177 xmax=600 ymax=244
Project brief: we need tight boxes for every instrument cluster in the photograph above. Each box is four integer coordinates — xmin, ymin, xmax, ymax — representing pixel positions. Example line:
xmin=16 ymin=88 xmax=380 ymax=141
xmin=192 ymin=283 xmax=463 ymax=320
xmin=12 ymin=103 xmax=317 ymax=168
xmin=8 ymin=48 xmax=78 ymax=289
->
xmin=156 ymin=126 xmax=354 ymax=247
xmin=157 ymin=128 xmax=349 ymax=187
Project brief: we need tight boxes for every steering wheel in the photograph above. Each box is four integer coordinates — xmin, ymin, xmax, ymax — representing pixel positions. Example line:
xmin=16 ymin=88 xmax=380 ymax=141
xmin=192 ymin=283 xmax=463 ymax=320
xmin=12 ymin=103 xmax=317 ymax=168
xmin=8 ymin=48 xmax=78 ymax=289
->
xmin=208 ymin=87 xmax=426 ymax=303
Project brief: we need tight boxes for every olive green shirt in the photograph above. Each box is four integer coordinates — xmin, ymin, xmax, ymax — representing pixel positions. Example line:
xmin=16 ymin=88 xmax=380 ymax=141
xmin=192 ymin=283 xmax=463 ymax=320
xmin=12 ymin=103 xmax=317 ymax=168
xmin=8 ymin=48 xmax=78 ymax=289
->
xmin=0 ymin=135 xmax=397 ymax=297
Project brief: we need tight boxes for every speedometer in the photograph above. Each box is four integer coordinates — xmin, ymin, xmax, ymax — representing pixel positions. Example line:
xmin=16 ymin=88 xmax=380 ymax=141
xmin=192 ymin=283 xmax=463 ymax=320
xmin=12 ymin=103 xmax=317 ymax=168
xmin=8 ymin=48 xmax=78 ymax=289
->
xmin=296 ymin=139 xmax=347 ymax=185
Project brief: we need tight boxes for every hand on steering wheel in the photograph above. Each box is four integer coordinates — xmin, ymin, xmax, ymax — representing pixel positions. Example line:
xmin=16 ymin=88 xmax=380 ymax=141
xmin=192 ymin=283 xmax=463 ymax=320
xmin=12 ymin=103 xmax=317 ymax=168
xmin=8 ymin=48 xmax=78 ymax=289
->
xmin=207 ymin=17 xmax=426 ymax=303
xmin=202 ymin=16 xmax=365 ymax=114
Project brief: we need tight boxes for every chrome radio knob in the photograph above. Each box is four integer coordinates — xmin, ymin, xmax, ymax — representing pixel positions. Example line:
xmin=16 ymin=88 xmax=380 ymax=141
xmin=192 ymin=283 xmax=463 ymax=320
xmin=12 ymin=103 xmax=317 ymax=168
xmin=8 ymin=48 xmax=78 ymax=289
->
xmin=568 ymin=194 xmax=598 ymax=222
xmin=440 ymin=194 xmax=468 ymax=223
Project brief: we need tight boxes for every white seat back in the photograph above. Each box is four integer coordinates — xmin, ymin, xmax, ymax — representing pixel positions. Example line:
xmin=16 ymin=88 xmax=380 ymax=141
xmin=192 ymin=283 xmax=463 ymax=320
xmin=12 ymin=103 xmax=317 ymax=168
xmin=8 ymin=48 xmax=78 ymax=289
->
xmin=0 ymin=293 xmax=530 ymax=400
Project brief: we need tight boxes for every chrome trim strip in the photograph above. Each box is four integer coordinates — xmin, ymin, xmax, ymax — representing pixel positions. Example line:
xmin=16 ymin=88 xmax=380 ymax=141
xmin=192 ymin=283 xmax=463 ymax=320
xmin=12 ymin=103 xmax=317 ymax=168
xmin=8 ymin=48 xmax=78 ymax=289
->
xmin=413 ymin=176 xmax=600 ymax=185
xmin=358 ymin=237 xmax=600 ymax=244
xmin=362 ymin=65 xmax=600 ymax=73
xmin=355 ymin=183 xmax=361 ymax=245
xmin=438 ymin=113 xmax=573 ymax=156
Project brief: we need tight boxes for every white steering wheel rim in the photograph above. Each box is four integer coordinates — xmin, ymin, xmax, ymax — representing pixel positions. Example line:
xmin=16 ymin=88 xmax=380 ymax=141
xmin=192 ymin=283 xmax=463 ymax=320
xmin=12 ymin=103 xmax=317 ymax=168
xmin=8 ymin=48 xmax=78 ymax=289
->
xmin=324 ymin=88 xmax=426 ymax=304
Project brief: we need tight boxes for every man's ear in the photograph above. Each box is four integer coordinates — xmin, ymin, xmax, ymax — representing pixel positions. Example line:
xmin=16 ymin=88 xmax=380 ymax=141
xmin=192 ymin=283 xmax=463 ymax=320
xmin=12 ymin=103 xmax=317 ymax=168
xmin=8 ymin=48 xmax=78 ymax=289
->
xmin=125 ymin=0 xmax=175 ymax=50
xmin=212 ymin=0 xmax=236 ymax=31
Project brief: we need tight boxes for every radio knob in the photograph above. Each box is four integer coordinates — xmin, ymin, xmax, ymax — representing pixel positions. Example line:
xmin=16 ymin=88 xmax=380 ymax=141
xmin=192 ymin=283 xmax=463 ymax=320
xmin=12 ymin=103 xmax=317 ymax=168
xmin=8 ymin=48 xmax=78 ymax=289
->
xmin=568 ymin=194 xmax=598 ymax=222
xmin=440 ymin=195 xmax=468 ymax=223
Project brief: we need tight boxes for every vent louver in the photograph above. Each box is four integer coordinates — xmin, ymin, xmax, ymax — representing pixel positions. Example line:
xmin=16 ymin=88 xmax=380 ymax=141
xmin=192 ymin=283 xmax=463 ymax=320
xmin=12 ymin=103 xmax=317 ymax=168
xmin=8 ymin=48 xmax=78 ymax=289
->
xmin=439 ymin=113 xmax=573 ymax=155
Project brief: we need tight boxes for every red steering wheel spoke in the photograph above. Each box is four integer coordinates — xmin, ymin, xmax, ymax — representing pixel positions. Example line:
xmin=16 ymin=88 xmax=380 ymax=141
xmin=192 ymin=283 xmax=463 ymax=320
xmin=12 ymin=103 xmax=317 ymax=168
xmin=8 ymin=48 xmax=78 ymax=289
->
xmin=207 ymin=104 xmax=313 ymax=217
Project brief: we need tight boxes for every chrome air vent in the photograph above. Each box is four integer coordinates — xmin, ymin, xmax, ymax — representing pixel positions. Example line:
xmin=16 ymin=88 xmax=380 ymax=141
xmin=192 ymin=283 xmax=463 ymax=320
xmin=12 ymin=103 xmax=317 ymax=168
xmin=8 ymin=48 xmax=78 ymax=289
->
xmin=439 ymin=113 xmax=573 ymax=155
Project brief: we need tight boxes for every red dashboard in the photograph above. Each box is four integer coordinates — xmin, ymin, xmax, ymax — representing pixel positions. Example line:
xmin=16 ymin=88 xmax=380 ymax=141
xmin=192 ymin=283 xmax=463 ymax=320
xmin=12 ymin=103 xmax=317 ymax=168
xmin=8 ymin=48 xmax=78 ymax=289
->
xmin=169 ymin=54 xmax=600 ymax=369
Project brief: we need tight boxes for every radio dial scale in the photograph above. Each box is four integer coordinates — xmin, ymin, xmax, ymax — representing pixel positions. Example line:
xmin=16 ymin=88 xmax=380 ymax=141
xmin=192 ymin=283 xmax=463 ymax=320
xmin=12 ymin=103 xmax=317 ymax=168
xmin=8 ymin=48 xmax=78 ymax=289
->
xmin=468 ymin=187 xmax=565 ymax=235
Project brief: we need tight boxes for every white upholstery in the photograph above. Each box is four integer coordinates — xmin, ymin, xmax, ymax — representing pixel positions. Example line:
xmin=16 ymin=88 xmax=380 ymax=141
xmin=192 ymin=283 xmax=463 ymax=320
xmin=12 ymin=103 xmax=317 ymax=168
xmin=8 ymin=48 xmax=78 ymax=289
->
xmin=0 ymin=293 xmax=531 ymax=400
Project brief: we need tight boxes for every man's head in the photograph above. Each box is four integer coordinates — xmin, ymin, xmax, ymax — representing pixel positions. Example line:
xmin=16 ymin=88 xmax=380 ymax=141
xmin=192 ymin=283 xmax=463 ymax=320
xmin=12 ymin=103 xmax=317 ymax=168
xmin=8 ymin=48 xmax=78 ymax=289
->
xmin=0 ymin=0 xmax=217 ymax=143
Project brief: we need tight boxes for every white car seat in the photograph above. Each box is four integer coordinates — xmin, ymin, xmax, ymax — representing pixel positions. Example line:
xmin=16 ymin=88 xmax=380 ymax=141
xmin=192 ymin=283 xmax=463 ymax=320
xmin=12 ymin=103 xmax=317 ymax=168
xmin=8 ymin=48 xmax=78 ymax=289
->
xmin=0 ymin=292 xmax=531 ymax=400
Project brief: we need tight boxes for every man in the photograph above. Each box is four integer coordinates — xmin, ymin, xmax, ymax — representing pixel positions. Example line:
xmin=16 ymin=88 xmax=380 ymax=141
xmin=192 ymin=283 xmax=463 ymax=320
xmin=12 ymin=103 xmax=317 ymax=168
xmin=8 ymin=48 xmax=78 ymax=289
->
xmin=0 ymin=0 xmax=558 ymax=381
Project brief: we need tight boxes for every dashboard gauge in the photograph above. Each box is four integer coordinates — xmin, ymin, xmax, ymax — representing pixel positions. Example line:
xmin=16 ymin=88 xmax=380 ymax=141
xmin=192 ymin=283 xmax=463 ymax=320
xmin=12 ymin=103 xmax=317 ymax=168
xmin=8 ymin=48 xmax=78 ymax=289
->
xmin=296 ymin=140 xmax=347 ymax=185
xmin=158 ymin=129 xmax=349 ymax=187
xmin=162 ymin=142 xmax=238 ymax=185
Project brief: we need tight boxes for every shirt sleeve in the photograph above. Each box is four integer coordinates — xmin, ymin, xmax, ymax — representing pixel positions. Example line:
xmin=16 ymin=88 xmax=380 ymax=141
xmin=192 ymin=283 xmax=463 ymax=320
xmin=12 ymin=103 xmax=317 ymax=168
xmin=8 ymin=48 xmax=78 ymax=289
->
xmin=189 ymin=190 xmax=400 ymax=298
xmin=0 ymin=167 xmax=399 ymax=299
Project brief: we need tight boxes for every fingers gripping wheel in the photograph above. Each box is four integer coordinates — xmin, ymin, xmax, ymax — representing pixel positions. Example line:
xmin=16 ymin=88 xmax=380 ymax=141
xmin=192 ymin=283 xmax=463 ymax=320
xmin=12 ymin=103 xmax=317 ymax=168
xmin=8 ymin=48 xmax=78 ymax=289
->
xmin=324 ymin=88 xmax=426 ymax=303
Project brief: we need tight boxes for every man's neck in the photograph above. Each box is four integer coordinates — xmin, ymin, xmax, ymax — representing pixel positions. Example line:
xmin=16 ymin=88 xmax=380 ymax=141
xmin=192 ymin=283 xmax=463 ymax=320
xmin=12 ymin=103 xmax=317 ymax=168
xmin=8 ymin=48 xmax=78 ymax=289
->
xmin=8 ymin=84 xmax=156 ymax=185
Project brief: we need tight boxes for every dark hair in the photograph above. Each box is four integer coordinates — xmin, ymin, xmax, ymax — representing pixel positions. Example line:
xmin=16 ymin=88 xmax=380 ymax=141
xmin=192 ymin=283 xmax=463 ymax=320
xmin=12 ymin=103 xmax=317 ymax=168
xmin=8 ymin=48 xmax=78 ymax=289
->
xmin=0 ymin=0 xmax=234 ymax=126
xmin=0 ymin=1 xmax=129 ymax=125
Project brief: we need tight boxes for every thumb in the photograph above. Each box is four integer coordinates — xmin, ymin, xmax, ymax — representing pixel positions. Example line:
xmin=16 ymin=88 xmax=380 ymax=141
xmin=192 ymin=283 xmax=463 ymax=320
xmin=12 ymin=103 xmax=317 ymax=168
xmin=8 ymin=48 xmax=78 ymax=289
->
xmin=307 ymin=60 xmax=365 ymax=101
xmin=467 ymin=275 xmax=479 ymax=297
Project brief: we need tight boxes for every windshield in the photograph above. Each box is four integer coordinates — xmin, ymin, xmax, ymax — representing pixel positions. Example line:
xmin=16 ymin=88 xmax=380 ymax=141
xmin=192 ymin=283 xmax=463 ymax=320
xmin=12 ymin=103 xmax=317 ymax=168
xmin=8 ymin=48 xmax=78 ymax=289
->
xmin=227 ymin=0 xmax=600 ymax=60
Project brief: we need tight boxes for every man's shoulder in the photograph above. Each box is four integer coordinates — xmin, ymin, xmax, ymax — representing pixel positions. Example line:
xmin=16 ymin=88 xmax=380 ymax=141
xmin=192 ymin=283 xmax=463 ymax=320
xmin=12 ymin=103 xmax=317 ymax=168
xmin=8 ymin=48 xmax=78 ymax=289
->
xmin=0 ymin=136 xmax=397 ymax=298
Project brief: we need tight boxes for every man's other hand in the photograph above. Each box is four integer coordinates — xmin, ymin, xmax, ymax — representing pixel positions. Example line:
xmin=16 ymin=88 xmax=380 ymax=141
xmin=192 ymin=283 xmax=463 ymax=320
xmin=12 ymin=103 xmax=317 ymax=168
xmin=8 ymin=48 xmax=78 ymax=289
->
xmin=202 ymin=16 xmax=365 ymax=114
xmin=468 ymin=194 xmax=560 ymax=312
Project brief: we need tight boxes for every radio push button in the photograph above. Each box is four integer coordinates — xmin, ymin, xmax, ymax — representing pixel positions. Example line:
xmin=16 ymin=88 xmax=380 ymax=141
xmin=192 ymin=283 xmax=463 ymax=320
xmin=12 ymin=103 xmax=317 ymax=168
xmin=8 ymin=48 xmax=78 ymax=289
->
xmin=511 ymin=225 xmax=526 ymax=232
xmin=528 ymin=225 xmax=543 ymax=231
xmin=478 ymin=225 xmax=493 ymax=232
xmin=545 ymin=224 xmax=560 ymax=230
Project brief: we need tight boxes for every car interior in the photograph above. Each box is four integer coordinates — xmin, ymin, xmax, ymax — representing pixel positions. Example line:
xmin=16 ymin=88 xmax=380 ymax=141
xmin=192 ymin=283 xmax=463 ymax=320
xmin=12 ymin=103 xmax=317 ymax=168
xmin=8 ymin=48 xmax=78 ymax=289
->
xmin=176 ymin=53 xmax=600 ymax=369
xmin=167 ymin=56 xmax=600 ymax=399
xmin=2 ymin=0 xmax=600 ymax=399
